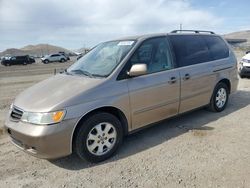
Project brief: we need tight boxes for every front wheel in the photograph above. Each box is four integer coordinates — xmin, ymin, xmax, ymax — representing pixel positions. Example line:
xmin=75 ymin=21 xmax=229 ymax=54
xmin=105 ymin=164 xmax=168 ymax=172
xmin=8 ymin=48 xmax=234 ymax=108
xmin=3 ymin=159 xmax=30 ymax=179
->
xmin=44 ymin=60 xmax=49 ymax=64
xmin=209 ymin=82 xmax=229 ymax=112
xmin=74 ymin=112 xmax=124 ymax=163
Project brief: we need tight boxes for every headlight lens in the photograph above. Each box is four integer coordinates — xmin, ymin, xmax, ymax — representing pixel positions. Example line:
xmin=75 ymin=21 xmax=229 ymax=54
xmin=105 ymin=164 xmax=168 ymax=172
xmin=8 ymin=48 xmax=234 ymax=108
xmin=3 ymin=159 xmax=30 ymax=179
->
xmin=21 ymin=110 xmax=66 ymax=125
xmin=9 ymin=103 xmax=13 ymax=113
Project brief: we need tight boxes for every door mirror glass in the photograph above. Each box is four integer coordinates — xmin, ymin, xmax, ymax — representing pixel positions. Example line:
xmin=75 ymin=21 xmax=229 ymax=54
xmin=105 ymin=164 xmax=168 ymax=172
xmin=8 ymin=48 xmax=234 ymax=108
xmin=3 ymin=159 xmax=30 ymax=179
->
xmin=128 ymin=64 xmax=147 ymax=77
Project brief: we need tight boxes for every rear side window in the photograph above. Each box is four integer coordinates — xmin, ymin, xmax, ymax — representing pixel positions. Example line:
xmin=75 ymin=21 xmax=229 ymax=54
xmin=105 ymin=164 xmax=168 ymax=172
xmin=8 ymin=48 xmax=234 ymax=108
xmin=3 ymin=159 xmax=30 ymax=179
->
xmin=169 ymin=35 xmax=210 ymax=67
xmin=16 ymin=56 xmax=25 ymax=60
xmin=204 ymin=36 xmax=229 ymax=61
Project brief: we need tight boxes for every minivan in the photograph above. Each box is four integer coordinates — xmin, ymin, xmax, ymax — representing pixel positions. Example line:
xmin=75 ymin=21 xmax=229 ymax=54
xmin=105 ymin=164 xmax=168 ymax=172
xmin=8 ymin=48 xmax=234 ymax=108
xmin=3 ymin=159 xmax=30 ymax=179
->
xmin=5 ymin=30 xmax=238 ymax=162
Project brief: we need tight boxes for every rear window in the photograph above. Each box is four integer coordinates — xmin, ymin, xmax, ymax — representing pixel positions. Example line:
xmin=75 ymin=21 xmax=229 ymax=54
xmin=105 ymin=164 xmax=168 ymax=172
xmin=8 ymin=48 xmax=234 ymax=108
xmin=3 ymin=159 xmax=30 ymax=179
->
xmin=169 ymin=35 xmax=229 ymax=67
xmin=204 ymin=36 xmax=229 ymax=61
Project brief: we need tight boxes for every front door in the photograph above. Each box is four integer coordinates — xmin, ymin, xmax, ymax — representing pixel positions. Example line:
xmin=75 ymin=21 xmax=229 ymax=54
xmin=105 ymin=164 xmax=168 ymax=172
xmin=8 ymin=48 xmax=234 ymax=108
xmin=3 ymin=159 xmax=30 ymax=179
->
xmin=126 ymin=37 xmax=180 ymax=130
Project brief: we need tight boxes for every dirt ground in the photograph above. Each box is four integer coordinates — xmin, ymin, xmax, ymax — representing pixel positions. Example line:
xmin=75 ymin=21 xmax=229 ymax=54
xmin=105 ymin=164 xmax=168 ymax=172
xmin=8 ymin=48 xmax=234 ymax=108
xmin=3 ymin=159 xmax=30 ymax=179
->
xmin=0 ymin=56 xmax=250 ymax=188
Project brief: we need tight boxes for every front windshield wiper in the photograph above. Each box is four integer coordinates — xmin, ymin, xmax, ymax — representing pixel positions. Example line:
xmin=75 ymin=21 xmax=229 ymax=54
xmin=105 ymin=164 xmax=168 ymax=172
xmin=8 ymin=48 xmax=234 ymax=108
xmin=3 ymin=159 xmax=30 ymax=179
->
xmin=68 ymin=69 xmax=107 ymax=78
xmin=69 ymin=69 xmax=93 ymax=78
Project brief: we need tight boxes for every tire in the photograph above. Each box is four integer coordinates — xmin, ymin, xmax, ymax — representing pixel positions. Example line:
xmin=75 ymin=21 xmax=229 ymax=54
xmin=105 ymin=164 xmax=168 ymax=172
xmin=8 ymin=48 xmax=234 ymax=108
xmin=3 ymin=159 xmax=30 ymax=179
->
xmin=74 ymin=112 xmax=124 ymax=163
xmin=60 ymin=58 xmax=66 ymax=63
xmin=44 ymin=60 xmax=49 ymax=64
xmin=209 ymin=82 xmax=229 ymax=112
xmin=239 ymin=74 xmax=245 ymax=79
xmin=23 ymin=62 xmax=27 ymax=65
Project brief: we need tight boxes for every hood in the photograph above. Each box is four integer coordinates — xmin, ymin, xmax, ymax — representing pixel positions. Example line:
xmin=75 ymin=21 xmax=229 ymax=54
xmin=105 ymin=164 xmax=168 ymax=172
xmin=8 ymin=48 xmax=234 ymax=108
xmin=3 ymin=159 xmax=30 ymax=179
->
xmin=242 ymin=53 xmax=250 ymax=60
xmin=14 ymin=74 xmax=103 ymax=112
xmin=41 ymin=55 xmax=49 ymax=59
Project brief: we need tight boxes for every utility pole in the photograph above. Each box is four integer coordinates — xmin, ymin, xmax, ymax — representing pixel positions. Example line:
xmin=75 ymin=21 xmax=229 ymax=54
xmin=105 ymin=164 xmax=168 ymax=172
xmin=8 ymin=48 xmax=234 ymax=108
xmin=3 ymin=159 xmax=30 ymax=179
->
xmin=180 ymin=23 xmax=183 ymax=31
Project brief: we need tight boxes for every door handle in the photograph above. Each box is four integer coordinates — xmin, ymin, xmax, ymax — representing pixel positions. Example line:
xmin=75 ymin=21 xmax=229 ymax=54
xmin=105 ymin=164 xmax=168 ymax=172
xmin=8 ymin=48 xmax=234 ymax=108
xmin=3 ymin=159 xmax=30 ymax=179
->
xmin=183 ymin=73 xmax=190 ymax=80
xmin=168 ymin=76 xmax=177 ymax=84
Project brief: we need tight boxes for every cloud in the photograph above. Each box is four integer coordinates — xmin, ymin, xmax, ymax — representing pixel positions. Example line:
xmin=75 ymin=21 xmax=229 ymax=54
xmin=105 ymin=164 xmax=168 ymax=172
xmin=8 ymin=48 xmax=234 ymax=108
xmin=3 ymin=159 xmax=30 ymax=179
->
xmin=0 ymin=0 xmax=223 ymax=51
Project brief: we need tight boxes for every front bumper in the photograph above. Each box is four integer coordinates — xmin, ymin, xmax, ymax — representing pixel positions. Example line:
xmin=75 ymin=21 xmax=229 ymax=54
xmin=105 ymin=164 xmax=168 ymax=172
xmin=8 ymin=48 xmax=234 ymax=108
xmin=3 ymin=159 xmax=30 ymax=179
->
xmin=239 ymin=66 xmax=250 ymax=76
xmin=4 ymin=117 xmax=78 ymax=159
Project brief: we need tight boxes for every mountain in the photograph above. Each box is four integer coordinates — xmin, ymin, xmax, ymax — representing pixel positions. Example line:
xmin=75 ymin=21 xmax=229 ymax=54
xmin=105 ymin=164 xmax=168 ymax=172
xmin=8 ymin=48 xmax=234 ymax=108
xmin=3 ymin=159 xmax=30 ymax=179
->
xmin=224 ymin=30 xmax=250 ymax=49
xmin=0 ymin=44 xmax=73 ymax=57
xmin=224 ymin=30 xmax=250 ymax=41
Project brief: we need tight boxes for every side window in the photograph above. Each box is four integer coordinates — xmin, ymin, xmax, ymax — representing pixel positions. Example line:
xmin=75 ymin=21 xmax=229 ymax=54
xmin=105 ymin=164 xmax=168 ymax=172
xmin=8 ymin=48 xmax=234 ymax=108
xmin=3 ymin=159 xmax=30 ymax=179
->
xmin=129 ymin=37 xmax=173 ymax=74
xmin=169 ymin=35 xmax=210 ymax=67
xmin=204 ymin=36 xmax=229 ymax=60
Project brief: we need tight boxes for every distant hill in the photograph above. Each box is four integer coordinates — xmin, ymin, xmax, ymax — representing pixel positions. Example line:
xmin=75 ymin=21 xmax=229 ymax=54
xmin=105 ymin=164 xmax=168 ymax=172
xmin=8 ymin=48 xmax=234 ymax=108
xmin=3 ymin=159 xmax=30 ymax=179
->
xmin=224 ymin=30 xmax=250 ymax=41
xmin=0 ymin=44 xmax=73 ymax=57
xmin=224 ymin=30 xmax=250 ymax=50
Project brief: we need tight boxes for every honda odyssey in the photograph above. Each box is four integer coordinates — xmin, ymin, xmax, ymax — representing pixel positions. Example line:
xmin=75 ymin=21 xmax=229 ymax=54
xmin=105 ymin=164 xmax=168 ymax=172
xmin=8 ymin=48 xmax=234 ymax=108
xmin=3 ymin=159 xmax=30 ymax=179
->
xmin=5 ymin=30 xmax=238 ymax=162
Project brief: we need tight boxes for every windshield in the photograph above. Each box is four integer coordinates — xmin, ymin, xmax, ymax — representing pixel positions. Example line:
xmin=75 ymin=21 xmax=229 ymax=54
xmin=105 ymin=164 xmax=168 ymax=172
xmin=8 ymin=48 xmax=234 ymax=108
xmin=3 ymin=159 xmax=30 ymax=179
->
xmin=67 ymin=40 xmax=135 ymax=77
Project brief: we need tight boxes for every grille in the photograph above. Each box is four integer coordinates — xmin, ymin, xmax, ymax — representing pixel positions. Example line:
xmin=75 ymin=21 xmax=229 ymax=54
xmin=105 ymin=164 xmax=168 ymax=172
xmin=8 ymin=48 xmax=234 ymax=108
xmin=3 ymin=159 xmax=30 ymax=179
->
xmin=10 ymin=107 xmax=23 ymax=121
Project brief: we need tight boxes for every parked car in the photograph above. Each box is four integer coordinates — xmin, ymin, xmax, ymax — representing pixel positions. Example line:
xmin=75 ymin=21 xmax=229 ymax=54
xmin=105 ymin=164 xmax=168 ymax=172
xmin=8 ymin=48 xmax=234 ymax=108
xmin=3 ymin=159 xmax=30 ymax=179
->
xmin=238 ymin=53 xmax=250 ymax=78
xmin=1 ymin=55 xmax=35 ymax=66
xmin=41 ymin=53 xmax=67 ymax=64
xmin=58 ymin=52 xmax=70 ymax=61
xmin=5 ymin=30 xmax=238 ymax=162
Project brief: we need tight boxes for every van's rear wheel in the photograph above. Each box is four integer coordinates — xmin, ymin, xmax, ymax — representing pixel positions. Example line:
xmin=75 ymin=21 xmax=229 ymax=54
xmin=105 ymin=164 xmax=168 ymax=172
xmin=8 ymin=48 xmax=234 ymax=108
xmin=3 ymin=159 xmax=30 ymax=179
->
xmin=74 ymin=112 xmax=123 ymax=163
xmin=209 ymin=82 xmax=229 ymax=112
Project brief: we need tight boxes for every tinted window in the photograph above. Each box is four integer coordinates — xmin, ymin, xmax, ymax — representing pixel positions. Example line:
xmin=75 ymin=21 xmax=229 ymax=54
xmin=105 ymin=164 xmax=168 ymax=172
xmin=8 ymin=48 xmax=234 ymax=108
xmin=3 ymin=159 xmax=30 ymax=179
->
xmin=51 ymin=54 xmax=59 ymax=57
xmin=129 ymin=37 xmax=173 ymax=74
xmin=16 ymin=56 xmax=26 ymax=60
xmin=204 ymin=36 xmax=229 ymax=60
xmin=169 ymin=35 xmax=210 ymax=67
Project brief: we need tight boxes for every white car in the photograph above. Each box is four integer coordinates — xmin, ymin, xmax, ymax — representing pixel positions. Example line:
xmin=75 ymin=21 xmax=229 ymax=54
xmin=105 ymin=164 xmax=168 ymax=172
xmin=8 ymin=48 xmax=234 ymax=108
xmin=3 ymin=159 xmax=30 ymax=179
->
xmin=41 ymin=54 xmax=67 ymax=64
xmin=238 ymin=53 xmax=250 ymax=78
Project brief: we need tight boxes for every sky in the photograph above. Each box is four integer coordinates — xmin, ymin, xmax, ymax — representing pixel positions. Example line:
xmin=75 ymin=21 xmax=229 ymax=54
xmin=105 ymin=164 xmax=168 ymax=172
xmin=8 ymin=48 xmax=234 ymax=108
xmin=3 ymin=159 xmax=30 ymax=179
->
xmin=0 ymin=0 xmax=250 ymax=52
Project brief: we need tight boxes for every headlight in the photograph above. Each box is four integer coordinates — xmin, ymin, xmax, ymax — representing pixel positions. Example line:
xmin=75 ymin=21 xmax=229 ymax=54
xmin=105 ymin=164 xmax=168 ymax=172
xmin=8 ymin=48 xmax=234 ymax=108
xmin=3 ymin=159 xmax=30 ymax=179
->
xmin=21 ymin=110 xmax=66 ymax=125
xmin=9 ymin=103 xmax=13 ymax=113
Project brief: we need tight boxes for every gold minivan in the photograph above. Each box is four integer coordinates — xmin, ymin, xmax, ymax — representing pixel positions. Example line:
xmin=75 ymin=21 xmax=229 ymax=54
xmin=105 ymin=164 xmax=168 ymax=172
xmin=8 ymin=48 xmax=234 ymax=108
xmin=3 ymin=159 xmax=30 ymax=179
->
xmin=5 ymin=30 xmax=238 ymax=162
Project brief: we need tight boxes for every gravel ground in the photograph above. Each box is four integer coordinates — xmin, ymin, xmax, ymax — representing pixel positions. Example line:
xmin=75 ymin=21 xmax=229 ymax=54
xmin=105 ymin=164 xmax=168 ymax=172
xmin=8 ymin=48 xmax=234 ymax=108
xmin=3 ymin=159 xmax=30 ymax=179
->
xmin=0 ymin=56 xmax=250 ymax=188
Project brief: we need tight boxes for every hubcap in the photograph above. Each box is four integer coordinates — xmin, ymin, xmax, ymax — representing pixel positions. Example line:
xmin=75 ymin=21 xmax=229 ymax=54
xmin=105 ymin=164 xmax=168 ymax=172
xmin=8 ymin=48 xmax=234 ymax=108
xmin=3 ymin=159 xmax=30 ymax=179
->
xmin=86 ymin=122 xmax=117 ymax=156
xmin=215 ymin=88 xmax=227 ymax=108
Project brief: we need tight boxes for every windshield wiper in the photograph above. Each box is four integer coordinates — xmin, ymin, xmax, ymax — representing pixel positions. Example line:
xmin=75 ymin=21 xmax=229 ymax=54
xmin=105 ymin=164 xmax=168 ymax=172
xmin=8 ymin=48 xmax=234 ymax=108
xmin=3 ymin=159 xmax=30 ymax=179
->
xmin=69 ymin=69 xmax=93 ymax=78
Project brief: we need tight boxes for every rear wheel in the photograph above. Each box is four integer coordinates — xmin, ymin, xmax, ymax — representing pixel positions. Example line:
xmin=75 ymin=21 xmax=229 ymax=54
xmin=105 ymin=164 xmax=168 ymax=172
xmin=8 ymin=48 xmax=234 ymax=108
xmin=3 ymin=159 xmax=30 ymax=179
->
xmin=209 ymin=82 xmax=229 ymax=112
xmin=23 ymin=62 xmax=27 ymax=65
xmin=60 ymin=58 xmax=66 ymax=62
xmin=74 ymin=112 xmax=123 ymax=163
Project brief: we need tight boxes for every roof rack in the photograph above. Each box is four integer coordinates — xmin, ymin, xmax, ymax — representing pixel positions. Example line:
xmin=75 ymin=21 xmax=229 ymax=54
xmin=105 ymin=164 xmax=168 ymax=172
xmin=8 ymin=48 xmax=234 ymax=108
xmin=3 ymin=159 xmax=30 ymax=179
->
xmin=170 ymin=30 xmax=215 ymax=34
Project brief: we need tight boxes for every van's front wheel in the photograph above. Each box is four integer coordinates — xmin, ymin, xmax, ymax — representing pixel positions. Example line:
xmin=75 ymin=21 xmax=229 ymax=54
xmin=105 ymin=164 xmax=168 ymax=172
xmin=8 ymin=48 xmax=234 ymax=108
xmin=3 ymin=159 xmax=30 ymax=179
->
xmin=209 ymin=82 xmax=229 ymax=112
xmin=74 ymin=112 xmax=123 ymax=163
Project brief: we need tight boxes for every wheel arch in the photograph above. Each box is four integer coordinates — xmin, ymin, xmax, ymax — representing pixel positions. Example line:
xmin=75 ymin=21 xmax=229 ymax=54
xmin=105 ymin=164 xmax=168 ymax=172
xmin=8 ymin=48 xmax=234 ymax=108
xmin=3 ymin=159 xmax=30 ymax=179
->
xmin=218 ymin=78 xmax=231 ymax=94
xmin=71 ymin=106 xmax=129 ymax=152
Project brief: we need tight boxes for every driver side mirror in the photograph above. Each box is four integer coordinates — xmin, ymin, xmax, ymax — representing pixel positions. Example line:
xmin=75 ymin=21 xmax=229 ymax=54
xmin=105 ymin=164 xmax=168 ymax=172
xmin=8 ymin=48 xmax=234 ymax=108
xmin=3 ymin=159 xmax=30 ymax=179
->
xmin=128 ymin=64 xmax=147 ymax=77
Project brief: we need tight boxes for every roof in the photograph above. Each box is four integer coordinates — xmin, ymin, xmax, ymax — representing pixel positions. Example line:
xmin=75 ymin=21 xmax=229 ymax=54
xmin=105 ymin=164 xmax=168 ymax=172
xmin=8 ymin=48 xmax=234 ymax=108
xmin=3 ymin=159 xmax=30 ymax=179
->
xmin=113 ymin=30 xmax=219 ymax=42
